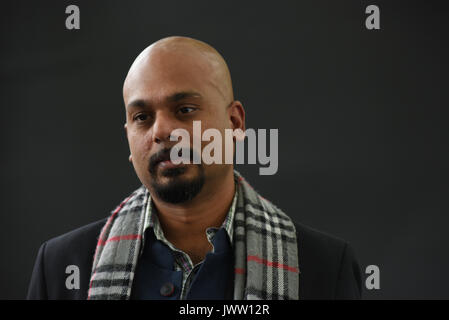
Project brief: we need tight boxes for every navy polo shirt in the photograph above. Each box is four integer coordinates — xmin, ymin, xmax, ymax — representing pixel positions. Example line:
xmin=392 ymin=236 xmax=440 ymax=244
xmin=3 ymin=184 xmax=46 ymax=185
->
xmin=130 ymin=225 xmax=235 ymax=300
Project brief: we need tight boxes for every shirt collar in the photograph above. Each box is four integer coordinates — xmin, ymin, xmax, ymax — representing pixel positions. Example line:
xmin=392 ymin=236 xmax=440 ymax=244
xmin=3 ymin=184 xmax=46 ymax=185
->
xmin=143 ymin=184 xmax=238 ymax=247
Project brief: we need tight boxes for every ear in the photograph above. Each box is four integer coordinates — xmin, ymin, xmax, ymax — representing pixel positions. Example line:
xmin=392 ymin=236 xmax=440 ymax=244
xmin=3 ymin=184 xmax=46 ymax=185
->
xmin=228 ymin=100 xmax=245 ymax=132
xmin=124 ymin=123 xmax=132 ymax=163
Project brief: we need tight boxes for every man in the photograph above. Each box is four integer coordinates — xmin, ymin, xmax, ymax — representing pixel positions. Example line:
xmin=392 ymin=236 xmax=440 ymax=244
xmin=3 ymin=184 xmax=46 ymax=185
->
xmin=27 ymin=36 xmax=362 ymax=300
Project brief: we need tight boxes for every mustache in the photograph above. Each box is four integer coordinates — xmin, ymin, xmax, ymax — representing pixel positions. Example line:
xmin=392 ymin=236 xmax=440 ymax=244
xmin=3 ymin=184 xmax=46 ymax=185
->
xmin=148 ymin=147 xmax=201 ymax=174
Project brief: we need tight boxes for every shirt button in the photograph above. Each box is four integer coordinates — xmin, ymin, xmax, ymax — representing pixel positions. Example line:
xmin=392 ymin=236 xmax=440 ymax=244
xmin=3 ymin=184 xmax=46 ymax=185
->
xmin=160 ymin=282 xmax=175 ymax=297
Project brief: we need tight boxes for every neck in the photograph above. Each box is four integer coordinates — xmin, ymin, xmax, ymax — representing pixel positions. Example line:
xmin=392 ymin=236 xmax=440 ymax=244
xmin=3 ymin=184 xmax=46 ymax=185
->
xmin=151 ymin=168 xmax=235 ymax=257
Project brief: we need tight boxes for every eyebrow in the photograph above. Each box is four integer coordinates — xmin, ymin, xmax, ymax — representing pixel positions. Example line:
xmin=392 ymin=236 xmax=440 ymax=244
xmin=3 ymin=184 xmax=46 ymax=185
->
xmin=127 ymin=91 xmax=203 ymax=109
xmin=168 ymin=91 xmax=202 ymax=102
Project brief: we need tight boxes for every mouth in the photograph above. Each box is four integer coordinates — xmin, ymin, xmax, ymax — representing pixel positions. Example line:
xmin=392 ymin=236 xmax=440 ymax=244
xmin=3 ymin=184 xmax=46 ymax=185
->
xmin=157 ymin=159 xmax=182 ymax=169
xmin=150 ymin=148 xmax=190 ymax=173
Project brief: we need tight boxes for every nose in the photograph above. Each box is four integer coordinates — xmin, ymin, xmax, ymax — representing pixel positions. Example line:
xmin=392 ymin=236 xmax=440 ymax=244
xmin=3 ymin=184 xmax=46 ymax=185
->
xmin=151 ymin=111 xmax=179 ymax=144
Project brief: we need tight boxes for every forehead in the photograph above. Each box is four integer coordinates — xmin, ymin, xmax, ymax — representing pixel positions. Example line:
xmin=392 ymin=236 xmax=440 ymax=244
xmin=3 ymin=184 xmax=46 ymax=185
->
xmin=124 ymin=49 xmax=218 ymax=106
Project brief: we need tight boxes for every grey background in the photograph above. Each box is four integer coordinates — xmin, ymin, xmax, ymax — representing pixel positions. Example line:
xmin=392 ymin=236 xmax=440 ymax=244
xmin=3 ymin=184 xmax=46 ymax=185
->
xmin=1 ymin=0 xmax=448 ymax=299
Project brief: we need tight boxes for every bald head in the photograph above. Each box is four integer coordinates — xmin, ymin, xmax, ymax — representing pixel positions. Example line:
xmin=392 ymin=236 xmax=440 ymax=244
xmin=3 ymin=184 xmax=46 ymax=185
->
xmin=123 ymin=36 xmax=234 ymax=106
xmin=122 ymin=36 xmax=246 ymax=204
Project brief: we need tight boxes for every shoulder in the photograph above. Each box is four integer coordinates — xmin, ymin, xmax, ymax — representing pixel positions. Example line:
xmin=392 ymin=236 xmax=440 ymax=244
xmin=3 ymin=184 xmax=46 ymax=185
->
xmin=28 ymin=218 xmax=108 ymax=299
xmin=293 ymin=221 xmax=347 ymax=257
xmin=41 ymin=218 xmax=108 ymax=274
xmin=258 ymin=194 xmax=349 ymax=257
xmin=44 ymin=218 xmax=107 ymax=255
xmin=292 ymin=221 xmax=362 ymax=299
xmin=43 ymin=217 xmax=108 ymax=268
xmin=293 ymin=221 xmax=348 ymax=281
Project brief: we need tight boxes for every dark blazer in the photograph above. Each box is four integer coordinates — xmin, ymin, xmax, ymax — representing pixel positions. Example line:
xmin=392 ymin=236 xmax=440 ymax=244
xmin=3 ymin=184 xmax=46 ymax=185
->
xmin=27 ymin=218 xmax=362 ymax=299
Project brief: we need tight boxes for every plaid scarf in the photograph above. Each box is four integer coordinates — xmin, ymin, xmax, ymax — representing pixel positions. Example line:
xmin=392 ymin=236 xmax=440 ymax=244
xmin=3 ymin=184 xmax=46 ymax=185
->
xmin=87 ymin=171 xmax=300 ymax=300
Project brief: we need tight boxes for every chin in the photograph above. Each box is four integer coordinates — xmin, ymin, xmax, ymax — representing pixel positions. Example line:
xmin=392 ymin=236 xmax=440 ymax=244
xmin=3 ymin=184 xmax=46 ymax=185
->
xmin=150 ymin=164 xmax=206 ymax=204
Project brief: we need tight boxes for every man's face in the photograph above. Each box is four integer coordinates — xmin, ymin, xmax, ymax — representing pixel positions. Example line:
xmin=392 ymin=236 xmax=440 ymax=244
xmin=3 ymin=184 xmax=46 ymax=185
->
xmin=123 ymin=47 xmax=233 ymax=204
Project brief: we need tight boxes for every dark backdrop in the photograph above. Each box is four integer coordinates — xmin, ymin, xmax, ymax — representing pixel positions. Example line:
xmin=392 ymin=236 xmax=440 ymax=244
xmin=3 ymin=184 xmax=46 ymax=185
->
xmin=1 ymin=0 xmax=448 ymax=299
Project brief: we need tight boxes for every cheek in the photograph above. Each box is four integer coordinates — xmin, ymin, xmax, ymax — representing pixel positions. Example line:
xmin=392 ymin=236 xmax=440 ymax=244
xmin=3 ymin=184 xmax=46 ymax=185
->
xmin=199 ymin=122 xmax=231 ymax=161
xmin=128 ymin=130 xmax=152 ymax=156
xmin=129 ymin=136 xmax=151 ymax=178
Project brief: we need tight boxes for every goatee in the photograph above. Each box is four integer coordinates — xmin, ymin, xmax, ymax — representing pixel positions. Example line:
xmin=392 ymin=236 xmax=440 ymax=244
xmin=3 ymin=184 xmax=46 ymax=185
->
xmin=149 ymin=148 xmax=205 ymax=204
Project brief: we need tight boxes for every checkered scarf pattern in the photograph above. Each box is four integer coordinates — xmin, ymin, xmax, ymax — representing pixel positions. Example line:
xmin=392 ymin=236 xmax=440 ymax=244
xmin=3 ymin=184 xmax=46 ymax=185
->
xmin=87 ymin=171 xmax=300 ymax=300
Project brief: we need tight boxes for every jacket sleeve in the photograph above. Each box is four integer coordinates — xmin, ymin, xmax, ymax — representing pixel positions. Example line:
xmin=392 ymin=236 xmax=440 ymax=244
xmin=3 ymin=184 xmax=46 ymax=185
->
xmin=27 ymin=242 xmax=48 ymax=300
xmin=334 ymin=243 xmax=362 ymax=299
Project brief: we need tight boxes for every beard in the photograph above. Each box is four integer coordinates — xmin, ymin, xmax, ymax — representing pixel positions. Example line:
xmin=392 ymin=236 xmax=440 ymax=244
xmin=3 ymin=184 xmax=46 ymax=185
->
xmin=148 ymin=148 xmax=205 ymax=204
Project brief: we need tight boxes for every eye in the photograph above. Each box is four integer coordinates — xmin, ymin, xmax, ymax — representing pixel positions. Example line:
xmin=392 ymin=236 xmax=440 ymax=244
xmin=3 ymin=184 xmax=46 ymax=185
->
xmin=178 ymin=106 xmax=197 ymax=114
xmin=133 ymin=113 xmax=149 ymax=122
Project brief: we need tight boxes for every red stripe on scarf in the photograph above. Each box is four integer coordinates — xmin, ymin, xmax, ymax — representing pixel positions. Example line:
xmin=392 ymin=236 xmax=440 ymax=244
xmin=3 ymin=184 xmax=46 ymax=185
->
xmin=234 ymin=268 xmax=245 ymax=274
xmin=97 ymin=234 xmax=142 ymax=246
xmin=247 ymin=255 xmax=299 ymax=273
xmin=88 ymin=193 xmax=135 ymax=299
xmin=96 ymin=195 xmax=134 ymax=246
